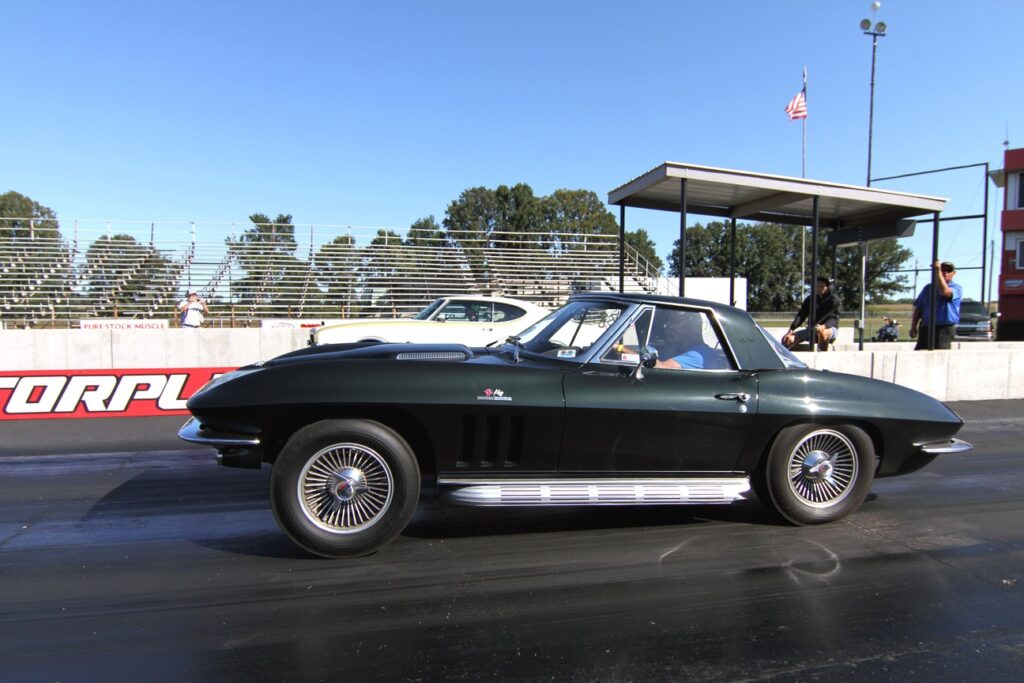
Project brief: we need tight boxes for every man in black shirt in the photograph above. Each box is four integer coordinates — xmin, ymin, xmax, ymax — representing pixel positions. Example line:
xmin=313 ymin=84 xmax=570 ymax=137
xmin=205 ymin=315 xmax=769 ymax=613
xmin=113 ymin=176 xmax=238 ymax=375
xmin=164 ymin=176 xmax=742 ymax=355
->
xmin=782 ymin=276 xmax=842 ymax=351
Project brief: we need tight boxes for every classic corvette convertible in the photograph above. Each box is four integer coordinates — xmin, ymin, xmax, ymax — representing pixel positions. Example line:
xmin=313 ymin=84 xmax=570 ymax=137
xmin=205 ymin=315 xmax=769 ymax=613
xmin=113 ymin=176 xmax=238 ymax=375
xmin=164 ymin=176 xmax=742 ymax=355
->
xmin=180 ymin=293 xmax=971 ymax=558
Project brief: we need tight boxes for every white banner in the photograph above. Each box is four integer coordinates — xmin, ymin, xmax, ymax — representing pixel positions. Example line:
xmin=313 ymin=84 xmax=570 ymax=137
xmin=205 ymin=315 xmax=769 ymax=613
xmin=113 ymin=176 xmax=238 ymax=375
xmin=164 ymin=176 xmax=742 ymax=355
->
xmin=80 ymin=319 xmax=169 ymax=330
xmin=260 ymin=319 xmax=329 ymax=329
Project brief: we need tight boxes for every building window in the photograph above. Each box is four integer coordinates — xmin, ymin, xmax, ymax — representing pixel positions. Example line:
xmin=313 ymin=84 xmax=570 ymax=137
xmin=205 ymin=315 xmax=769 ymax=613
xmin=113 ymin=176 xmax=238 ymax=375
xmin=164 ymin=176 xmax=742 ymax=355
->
xmin=1018 ymin=240 xmax=1024 ymax=269
xmin=1018 ymin=173 xmax=1024 ymax=209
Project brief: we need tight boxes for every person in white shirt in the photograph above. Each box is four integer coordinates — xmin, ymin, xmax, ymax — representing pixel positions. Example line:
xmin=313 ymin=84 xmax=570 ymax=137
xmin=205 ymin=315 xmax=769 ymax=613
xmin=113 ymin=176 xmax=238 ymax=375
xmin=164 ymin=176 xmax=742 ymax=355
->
xmin=177 ymin=290 xmax=209 ymax=328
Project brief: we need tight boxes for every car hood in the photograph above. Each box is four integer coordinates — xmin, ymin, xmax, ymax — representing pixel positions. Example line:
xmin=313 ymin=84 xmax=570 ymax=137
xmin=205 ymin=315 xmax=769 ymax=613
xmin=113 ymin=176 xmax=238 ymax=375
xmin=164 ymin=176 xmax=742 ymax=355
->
xmin=266 ymin=341 xmax=481 ymax=366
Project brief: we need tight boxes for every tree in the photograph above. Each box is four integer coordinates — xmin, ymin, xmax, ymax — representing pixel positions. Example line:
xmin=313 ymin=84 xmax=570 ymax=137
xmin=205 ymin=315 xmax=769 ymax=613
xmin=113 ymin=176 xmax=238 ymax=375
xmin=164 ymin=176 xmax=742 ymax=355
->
xmin=831 ymin=238 xmax=913 ymax=305
xmin=625 ymin=228 xmax=663 ymax=274
xmin=405 ymin=216 xmax=445 ymax=247
xmin=0 ymin=191 xmax=71 ymax=323
xmin=313 ymin=234 xmax=358 ymax=317
xmin=226 ymin=213 xmax=301 ymax=316
xmin=540 ymin=189 xmax=619 ymax=252
xmin=668 ymin=221 xmax=913 ymax=311
xmin=82 ymin=234 xmax=174 ymax=317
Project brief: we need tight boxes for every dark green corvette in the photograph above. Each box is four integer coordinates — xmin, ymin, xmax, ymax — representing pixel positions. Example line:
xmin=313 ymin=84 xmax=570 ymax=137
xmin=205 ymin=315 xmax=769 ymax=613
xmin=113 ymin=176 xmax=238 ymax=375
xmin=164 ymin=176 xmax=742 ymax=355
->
xmin=180 ymin=293 xmax=970 ymax=558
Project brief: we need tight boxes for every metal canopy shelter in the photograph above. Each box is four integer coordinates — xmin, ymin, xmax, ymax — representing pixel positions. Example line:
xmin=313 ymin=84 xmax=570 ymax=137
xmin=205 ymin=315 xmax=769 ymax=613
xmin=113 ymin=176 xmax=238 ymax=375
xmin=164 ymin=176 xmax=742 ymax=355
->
xmin=608 ymin=162 xmax=949 ymax=349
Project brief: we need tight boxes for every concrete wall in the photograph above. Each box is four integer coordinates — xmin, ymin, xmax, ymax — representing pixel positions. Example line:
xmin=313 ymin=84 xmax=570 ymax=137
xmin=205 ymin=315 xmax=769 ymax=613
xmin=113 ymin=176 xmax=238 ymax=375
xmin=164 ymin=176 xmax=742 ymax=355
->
xmin=2 ymin=328 xmax=1022 ymax=402
xmin=0 ymin=328 xmax=308 ymax=371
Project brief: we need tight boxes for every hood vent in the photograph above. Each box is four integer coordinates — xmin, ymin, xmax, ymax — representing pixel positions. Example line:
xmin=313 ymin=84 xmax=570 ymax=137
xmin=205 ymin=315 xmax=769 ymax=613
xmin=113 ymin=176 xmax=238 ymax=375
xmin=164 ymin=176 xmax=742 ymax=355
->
xmin=396 ymin=351 xmax=469 ymax=361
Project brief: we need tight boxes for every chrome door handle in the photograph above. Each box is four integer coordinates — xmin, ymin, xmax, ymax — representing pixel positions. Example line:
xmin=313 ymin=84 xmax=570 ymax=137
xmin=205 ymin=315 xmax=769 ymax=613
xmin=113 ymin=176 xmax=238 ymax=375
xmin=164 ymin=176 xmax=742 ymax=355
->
xmin=715 ymin=392 xmax=749 ymax=403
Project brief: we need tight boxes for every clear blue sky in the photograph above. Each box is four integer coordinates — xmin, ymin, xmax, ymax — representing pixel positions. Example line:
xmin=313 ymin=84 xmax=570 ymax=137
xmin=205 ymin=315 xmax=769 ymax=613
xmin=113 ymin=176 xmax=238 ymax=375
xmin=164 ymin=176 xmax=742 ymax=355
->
xmin=3 ymin=0 xmax=1021 ymax=301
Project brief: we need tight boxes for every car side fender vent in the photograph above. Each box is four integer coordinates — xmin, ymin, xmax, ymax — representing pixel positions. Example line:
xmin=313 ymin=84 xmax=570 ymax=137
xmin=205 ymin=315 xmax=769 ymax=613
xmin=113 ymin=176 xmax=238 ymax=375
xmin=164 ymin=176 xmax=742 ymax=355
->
xmin=458 ymin=414 xmax=525 ymax=469
xmin=396 ymin=351 xmax=469 ymax=361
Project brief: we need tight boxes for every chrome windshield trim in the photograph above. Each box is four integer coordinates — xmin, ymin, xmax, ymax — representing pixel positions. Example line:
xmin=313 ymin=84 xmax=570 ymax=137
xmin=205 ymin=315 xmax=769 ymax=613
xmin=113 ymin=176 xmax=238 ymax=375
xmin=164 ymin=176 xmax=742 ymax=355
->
xmin=178 ymin=417 xmax=260 ymax=447
xmin=915 ymin=438 xmax=973 ymax=455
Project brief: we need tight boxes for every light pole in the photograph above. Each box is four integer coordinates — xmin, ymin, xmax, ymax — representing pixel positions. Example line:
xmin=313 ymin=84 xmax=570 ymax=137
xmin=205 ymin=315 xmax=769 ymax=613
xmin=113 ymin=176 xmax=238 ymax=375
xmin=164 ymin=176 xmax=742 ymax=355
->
xmin=861 ymin=2 xmax=887 ymax=187
xmin=858 ymin=3 xmax=886 ymax=350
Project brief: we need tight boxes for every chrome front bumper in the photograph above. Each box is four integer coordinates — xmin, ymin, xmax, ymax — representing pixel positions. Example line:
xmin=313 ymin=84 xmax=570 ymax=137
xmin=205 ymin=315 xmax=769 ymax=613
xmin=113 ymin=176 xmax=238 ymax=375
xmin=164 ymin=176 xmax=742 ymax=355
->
xmin=178 ymin=417 xmax=260 ymax=447
xmin=916 ymin=438 xmax=973 ymax=455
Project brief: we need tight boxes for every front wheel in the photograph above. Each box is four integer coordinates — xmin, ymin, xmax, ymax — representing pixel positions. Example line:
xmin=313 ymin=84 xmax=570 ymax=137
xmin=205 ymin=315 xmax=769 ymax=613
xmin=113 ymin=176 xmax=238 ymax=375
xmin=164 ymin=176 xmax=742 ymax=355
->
xmin=270 ymin=419 xmax=420 ymax=558
xmin=760 ymin=424 xmax=875 ymax=525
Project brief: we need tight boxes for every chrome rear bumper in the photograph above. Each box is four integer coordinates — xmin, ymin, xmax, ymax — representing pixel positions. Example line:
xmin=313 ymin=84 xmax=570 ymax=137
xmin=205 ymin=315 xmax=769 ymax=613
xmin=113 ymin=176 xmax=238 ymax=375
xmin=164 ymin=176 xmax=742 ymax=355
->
xmin=916 ymin=438 xmax=972 ymax=455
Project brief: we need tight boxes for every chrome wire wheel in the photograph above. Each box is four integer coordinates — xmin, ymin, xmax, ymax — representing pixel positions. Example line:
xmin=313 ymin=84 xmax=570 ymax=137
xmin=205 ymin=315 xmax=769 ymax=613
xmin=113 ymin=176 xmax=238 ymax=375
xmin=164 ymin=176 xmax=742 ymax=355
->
xmin=786 ymin=429 xmax=859 ymax=508
xmin=297 ymin=442 xmax=395 ymax=534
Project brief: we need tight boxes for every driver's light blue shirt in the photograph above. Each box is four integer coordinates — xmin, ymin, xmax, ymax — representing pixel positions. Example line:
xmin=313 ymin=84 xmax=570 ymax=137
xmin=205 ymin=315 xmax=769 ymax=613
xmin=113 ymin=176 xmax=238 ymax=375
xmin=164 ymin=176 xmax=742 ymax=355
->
xmin=671 ymin=343 xmax=727 ymax=369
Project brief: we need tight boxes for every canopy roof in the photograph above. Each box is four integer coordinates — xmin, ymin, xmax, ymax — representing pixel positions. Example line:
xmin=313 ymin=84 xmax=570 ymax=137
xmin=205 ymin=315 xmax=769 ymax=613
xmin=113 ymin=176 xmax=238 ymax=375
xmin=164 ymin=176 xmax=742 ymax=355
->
xmin=608 ymin=162 xmax=947 ymax=228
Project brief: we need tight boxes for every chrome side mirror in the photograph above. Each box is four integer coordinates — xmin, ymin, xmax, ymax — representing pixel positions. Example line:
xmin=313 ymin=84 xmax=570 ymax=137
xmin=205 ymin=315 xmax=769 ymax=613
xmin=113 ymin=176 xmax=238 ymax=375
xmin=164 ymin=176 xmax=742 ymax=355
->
xmin=640 ymin=345 xmax=659 ymax=368
xmin=632 ymin=345 xmax=659 ymax=380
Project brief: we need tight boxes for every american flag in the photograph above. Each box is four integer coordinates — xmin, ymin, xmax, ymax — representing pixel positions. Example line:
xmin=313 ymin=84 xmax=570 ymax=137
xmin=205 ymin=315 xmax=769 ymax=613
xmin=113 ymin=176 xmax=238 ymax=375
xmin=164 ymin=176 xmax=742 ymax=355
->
xmin=785 ymin=89 xmax=807 ymax=120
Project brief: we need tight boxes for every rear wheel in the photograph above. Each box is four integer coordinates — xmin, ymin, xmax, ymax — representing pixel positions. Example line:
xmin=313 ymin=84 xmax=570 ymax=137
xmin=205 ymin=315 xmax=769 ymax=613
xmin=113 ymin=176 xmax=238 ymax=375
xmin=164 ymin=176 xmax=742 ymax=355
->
xmin=270 ymin=419 xmax=420 ymax=558
xmin=760 ymin=424 xmax=875 ymax=525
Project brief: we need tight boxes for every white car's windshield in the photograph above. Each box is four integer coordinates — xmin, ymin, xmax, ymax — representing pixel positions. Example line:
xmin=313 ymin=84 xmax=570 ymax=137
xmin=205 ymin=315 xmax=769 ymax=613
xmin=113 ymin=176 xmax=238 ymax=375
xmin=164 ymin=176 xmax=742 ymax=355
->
xmin=415 ymin=299 xmax=446 ymax=320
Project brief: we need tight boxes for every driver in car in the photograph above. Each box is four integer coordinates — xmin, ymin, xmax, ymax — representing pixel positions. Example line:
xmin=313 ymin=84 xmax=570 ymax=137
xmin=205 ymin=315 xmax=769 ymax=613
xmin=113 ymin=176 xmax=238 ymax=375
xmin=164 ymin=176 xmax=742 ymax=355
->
xmin=653 ymin=311 xmax=726 ymax=370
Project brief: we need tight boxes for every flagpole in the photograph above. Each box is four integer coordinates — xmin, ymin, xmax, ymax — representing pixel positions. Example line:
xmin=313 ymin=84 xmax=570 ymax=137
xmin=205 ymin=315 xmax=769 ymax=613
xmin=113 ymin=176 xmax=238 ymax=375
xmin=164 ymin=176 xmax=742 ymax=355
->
xmin=801 ymin=67 xmax=807 ymax=300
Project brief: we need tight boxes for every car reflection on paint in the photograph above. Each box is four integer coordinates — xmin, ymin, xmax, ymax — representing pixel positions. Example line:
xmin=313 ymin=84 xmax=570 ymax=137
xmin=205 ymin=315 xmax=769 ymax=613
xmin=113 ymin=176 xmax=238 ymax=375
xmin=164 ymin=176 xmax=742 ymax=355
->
xmin=180 ymin=293 xmax=971 ymax=558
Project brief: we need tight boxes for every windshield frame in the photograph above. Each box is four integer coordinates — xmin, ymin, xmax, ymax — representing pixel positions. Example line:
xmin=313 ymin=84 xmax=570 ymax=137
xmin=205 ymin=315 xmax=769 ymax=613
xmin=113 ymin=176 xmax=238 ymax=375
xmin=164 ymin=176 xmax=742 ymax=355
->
xmin=500 ymin=300 xmax=637 ymax=363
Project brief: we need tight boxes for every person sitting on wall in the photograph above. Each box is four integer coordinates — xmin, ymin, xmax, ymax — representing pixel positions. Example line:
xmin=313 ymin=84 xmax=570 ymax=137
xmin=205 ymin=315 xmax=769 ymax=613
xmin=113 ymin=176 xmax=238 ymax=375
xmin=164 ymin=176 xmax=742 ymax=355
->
xmin=177 ymin=290 xmax=209 ymax=329
xmin=782 ymin=276 xmax=841 ymax=351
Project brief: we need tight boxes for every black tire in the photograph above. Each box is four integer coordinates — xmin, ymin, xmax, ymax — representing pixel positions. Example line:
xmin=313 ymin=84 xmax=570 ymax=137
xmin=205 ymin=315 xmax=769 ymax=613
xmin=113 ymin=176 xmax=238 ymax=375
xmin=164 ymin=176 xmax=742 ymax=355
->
xmin=270 ymin=419 xmax=420 ymax=558
xmin=759 ymin=424 xmax=875 ymax=525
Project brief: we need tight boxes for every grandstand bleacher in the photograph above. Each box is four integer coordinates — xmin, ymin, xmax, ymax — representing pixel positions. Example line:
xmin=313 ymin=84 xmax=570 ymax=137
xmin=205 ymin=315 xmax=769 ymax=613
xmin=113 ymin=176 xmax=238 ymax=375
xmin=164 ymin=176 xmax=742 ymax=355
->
xmin=0 ymin=220 xmax=665 ymax=328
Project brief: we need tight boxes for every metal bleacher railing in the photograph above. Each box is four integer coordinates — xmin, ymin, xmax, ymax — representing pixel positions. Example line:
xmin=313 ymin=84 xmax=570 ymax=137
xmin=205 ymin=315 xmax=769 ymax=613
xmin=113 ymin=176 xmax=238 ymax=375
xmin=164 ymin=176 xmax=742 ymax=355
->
xmin=0 ymin=219 xmax=667 ymax=328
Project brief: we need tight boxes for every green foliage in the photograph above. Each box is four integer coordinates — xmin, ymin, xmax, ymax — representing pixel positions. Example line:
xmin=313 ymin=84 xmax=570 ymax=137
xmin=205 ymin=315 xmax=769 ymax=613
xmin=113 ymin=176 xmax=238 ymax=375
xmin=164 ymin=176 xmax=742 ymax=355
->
xmin=312 ymin=234 xmax=359 ymax=317
xmin=226 ymin=213 xmax=301 ymax=316
xmin=405 ymin=216 xmax=445 ymax=246
xmin=0 ymin=191 xmax=60 ymax=239
xmin=83 ymin=233 xmax=175 ymax=316
xmin=0 ymin=191 xmax=71 ymax=322
xmin=668 ymin=221 xmax=913 ymax=311
xmin=625 ymin=228 xmax=663 ymax=274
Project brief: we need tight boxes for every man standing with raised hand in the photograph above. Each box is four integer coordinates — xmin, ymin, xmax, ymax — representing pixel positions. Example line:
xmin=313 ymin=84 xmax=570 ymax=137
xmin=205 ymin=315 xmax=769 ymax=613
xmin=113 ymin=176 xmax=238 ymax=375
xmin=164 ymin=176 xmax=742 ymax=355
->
xmin=910 ymin=261 xmax=961 ymax=350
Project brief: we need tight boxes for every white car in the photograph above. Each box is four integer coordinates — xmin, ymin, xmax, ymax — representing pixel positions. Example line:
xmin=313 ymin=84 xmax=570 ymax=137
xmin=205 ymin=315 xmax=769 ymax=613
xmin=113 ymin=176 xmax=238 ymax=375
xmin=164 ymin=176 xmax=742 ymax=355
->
xmin=311 ymin=295 xmax=551 ymax=347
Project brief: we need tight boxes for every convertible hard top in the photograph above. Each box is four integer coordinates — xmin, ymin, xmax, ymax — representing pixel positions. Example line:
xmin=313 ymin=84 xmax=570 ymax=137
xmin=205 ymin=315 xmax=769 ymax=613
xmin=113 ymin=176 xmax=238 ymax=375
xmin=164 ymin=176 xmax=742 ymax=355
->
xmin=568 ymin=292 xmax=783 ymax=370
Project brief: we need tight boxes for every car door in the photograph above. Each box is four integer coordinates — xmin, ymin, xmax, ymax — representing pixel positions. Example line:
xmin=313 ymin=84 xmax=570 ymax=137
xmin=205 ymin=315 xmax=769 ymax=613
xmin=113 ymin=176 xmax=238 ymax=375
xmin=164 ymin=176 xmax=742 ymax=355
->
xmin=558 ymin=305 xmax=758 ymax=474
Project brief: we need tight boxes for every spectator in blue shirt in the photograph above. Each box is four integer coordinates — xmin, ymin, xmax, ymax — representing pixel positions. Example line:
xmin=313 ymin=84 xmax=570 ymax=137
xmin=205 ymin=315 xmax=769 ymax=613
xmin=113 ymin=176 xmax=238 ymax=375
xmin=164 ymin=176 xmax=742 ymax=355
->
xmin=910 ymin=261 xmax=962 ymax=350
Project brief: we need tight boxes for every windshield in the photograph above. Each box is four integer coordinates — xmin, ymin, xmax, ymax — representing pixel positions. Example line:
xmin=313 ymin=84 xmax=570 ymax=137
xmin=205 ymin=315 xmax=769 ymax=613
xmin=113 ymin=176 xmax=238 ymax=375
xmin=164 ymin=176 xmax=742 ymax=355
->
xmin=415 ymin=299 xmax=446 ymax=320
xmin=510 ymin=300 xmax=629 ymax=360
xmin=959 ymin=301 xmax=988 ymax=317
xmin=757 ymin=323 xmax=807 ymax=369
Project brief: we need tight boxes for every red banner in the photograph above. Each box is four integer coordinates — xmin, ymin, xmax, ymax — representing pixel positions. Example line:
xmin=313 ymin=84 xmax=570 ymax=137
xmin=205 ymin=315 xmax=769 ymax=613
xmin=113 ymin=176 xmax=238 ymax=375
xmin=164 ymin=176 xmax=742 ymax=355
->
xmin=0 ymin=367 xmax=237 ymax=420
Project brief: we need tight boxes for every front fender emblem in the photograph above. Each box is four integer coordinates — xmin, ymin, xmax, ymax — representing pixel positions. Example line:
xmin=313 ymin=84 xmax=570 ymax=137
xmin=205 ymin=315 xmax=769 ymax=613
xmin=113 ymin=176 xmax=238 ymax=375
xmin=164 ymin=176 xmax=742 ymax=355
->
xmin=477 ymin=388 xmax=512 ymax=402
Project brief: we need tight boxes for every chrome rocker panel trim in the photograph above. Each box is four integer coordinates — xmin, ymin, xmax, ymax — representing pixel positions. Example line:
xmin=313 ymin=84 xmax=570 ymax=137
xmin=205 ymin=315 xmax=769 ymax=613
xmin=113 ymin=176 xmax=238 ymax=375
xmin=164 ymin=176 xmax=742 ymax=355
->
xmin=178 ymin=417 xmax=260 ymax=447
xmin=915 ymin=438 xmax=973 ymax=455
xmin=439 ymin=477 xmax=750 ymax=506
